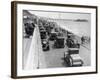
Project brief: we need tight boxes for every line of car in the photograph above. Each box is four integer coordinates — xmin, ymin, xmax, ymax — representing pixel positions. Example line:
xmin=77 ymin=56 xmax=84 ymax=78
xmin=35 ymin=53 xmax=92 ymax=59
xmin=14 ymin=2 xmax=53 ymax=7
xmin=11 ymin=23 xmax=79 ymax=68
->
xmin=24 ymin=18 xmax=84 ymax=67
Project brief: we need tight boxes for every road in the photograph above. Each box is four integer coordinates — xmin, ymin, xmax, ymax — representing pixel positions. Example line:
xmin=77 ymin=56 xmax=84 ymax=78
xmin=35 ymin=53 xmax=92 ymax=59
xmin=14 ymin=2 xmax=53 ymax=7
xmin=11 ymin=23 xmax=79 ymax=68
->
xmin=43 ymin=41 xmax=90 ymax=68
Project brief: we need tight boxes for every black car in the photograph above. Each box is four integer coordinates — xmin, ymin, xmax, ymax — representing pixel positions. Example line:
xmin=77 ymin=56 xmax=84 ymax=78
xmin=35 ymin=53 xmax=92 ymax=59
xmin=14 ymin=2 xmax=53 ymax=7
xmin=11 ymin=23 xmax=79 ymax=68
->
xmin=49 ymin=32 xmax=57 ymax=41
xmin=41 ymin=39 xmax=50 ymax=51
xmin=53 ymin=38 xmax=65 ymax=48
xmin=40 ymin=30 xmax=47 ymax=39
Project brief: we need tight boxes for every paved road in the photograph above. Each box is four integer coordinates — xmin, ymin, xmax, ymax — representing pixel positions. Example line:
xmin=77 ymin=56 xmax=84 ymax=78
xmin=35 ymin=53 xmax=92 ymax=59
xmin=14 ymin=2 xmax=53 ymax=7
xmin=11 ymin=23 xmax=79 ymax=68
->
xmin=42 ymin=41 xmax=90 ymax=68
xmin=44 ymin=41 xmax=68 ymax=68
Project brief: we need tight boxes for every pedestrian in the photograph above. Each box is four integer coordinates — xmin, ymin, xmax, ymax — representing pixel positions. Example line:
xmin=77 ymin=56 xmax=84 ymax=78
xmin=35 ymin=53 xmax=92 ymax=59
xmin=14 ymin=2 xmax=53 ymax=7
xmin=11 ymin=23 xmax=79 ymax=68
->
xmin=81 ymin=36 xmax=84 ymax=44
xmin=66 ymin=36 xmax=74 ymax=48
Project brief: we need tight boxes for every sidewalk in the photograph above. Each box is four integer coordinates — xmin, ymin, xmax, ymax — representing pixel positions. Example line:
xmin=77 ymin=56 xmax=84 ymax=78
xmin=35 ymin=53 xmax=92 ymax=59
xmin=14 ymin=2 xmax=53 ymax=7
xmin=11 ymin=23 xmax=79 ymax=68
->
xmin=79 ymin=43 xmax=91 ymax=66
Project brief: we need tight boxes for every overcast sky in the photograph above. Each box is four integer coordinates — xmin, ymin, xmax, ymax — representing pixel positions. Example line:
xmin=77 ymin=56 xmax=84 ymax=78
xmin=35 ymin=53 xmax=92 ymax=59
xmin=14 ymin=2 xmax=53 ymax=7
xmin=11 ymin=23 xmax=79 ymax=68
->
xmin=29 ymin=10 xmax=91 ymax=20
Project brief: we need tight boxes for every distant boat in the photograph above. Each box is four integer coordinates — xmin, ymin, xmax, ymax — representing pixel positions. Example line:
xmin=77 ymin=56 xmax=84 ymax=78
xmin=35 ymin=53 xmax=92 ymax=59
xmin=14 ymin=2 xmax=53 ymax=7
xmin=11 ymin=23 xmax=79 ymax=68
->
xmin=74 ymin=19 xmax=88 ymax=22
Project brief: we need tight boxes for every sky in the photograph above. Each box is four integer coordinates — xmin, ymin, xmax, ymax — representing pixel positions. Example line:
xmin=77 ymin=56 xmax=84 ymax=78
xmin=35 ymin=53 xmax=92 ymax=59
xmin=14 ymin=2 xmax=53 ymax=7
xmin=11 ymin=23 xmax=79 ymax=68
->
xmin=28 ymin=10 xmax=91 ymax=20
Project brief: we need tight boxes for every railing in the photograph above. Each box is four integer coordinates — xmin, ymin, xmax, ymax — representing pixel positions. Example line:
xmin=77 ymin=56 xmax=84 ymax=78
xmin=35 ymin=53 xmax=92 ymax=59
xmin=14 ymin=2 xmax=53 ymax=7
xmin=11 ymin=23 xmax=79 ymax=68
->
xmin=24 ymin=26 xmax=43 ymax=70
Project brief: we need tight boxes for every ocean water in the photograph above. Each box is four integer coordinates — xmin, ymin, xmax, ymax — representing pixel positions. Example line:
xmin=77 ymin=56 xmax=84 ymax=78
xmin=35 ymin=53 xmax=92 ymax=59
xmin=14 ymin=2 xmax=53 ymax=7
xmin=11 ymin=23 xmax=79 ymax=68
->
xmin=54 ymin=20 xmax=91 ymax=37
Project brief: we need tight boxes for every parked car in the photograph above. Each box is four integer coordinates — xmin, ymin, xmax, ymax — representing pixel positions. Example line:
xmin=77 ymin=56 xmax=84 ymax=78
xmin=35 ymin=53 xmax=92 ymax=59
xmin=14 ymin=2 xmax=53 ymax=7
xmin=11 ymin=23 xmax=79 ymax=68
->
xmin=40 ymin=29 xmax=50 ymax=51
xmin=41 ymin=39 xmax=50 ymax=51
xmin=40 ymin=30 xmax=47 ymax=39
xmin=49 ymin=32 xmax=57 ymax=41
xmin=53 ymin=37 xmax=65 ymax=48
xmin=66 ymin=36 xmax=80 ymax=48
xmin=64 ymin=48 xmax=83 ymax=67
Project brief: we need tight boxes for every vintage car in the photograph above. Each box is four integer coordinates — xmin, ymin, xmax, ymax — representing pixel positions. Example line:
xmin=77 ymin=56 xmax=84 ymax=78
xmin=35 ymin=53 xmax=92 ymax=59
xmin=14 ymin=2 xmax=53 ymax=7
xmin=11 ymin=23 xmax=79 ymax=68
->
xmin=49 ymin=32 xmax=57 ymax=41
xmin=41 ymin=39 xmax=50 ymax=51
xmin=40 ymin=30 xmax=47 ymax=39
xmin=40 ymin=30 xmax=49 ymax=51
xmin=53 ymin=37 xmax=65 ymax=48
xmin=64 ymin=48 xmax=83 ymax=67
xmin=66 ymin=36 xmax=80 ymax=48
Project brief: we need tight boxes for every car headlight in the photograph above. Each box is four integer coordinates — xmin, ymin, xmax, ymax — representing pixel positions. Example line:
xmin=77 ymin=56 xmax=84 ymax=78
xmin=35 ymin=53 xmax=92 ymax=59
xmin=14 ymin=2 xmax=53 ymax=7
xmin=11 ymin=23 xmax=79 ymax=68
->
xmin=43 ymin=41 xmax=47 ymax=44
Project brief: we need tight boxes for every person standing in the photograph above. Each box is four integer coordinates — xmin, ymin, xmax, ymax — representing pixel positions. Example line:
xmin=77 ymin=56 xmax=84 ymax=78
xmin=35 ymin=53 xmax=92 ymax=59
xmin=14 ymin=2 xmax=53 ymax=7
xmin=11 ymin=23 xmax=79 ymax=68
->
xmin=81 ymin=36 xmax=84 ymax=44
